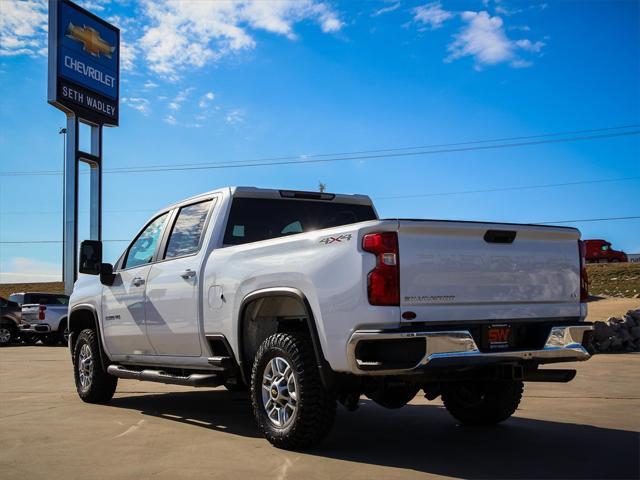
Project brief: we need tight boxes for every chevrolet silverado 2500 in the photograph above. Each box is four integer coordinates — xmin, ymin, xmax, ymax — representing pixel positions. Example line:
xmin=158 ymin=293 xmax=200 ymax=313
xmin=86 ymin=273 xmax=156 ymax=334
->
xmin=68 ymin=187 xmax=592 ymax=449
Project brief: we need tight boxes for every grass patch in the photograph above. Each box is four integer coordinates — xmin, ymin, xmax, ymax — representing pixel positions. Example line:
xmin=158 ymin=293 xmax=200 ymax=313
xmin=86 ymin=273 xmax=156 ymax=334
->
xmin=587 ymin=263 xmax=640 ymax=298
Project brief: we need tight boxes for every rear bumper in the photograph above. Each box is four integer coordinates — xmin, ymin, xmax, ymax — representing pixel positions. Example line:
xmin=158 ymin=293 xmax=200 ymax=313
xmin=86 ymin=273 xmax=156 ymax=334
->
xmin=20 ymin=323 xmax=52 ymax=334
xmin=347 ymin=324 xmax=592 ymax=375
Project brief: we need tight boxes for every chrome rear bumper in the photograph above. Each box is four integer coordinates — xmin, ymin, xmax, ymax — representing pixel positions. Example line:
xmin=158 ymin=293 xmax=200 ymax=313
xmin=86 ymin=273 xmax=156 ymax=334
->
xmin=347 ymin=324 xmax=593 ymax=375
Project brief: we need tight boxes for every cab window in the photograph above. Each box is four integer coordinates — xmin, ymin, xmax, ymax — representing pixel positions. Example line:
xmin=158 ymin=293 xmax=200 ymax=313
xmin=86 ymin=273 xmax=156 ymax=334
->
xmin=123 ymin=213 xmax=169 ymax=269
xmin=164 ymin=200 xmax=213 ymax=259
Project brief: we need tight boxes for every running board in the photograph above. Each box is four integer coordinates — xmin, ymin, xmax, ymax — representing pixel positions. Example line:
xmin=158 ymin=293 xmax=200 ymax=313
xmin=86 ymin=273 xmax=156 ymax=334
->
xmin=107 ymin=365 xmax=222 ymax=387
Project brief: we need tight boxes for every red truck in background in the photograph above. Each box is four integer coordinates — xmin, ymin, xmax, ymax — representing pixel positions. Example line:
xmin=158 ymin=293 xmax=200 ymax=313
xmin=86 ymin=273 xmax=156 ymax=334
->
xmin=584 ymin=239 xmax=628 ymax=263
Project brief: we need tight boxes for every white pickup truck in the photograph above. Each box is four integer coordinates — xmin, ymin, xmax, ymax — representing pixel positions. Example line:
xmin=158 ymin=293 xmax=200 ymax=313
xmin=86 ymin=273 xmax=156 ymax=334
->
xmin=68 ymin=187 xmax=592 ymax=449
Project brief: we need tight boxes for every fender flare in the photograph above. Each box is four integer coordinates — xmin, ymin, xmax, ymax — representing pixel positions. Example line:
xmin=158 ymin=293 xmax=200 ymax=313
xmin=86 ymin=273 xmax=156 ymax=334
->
xmin=68 ymin=304 xmax=109 ymax=373
xmin=237 ymin=287 xmax=333 ymax=389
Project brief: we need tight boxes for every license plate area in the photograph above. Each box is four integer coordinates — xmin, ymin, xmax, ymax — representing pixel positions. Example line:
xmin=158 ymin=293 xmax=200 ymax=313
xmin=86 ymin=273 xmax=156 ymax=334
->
xmin=484 ymin=324 xmax=512 ymax=350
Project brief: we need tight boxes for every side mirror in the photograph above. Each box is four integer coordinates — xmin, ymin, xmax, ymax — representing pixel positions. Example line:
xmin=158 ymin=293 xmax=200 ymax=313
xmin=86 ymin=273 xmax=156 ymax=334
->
xmin=79 ymin=240 xmax=102 ymax=275
xmin=80 ymin=240 xmax=116 ymax=286
xmin=100 ymin=263 xmax=115 ymax=286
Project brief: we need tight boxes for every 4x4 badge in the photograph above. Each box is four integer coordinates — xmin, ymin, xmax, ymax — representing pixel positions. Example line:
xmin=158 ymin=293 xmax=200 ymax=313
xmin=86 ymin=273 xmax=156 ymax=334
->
xmin=319 ymin=234 xmax=352 ymax=245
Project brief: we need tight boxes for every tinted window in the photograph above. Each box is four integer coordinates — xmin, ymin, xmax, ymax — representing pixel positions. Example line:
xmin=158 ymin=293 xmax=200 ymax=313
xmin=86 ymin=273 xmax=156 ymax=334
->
xmin=124 ymin=213 xmax=169 ymax=269
xmin=164 ymin=200 xmax=213 ymax=259
xmin=22 ymin=294 xmax=69 ymax=305
xmin=223 ymin=198 xmax=377 ymax=246
xmin=8 ymin=294 xmax=24 ymax=305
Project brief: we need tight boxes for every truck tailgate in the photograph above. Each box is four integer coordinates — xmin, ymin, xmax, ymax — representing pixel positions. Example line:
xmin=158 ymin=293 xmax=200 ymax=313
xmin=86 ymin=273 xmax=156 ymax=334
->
xmin=397 ymin=220 xmax=583 ymax=322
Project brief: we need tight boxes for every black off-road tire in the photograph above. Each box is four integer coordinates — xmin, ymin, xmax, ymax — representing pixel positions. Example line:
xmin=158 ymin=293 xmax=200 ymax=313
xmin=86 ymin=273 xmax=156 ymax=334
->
xmin=442 ymin=380 xmax=523 ymax=425
xmin=73 ymin=329 xmax=117 ymax=403
xmin=250 ymin=332 xmax=336 ymax=450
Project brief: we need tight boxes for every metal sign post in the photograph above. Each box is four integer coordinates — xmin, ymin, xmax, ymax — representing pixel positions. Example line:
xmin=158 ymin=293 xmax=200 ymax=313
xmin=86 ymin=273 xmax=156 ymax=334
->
xmin=48 ymin=0 xmax=118 ymax=294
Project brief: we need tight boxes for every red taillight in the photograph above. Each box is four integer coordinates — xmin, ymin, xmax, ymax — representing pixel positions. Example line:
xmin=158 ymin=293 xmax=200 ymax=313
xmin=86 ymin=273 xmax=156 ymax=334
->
xmin=39 ymin=304 xmax=46 ymax=320
xmin=578 ymin=240 xmax=588 ymax=302
xmin=362 ymin=232 xmax=399 ymax=306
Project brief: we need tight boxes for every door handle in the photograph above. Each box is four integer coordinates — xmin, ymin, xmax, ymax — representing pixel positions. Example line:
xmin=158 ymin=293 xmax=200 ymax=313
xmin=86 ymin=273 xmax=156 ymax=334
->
xmin=180 ymin=269 xmax=196 ymax=279
xmin=132 ymin=277 xmax=145 ymax=287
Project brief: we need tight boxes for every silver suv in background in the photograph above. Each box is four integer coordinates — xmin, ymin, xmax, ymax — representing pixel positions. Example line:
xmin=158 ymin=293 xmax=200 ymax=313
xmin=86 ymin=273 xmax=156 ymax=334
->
xmin=9 ymin=293 xmax=70 ymax=345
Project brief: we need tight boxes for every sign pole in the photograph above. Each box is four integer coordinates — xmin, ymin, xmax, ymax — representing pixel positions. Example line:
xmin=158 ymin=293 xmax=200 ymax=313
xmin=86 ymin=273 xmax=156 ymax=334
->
xmin=63 ymin=115 xmax=79 ymax=295
xmin=48 ymin=0 xmax=119 ymax=294
xmin=89 ymin=124 xmax=102 ymax=241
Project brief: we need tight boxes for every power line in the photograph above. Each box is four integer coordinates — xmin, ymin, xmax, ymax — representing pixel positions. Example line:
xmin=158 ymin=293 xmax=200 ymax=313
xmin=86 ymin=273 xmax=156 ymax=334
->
xmin=2 ymin=215 xmax=638 ymax=244
xmin=2 ymin=175 xmax=639 ymax=216
xmin=1 ymin=125 xmax=638 ymax=177
xmin=375 ymin=176 xmax=640 ymax=200
xmin=536 ymin=216 xmax=640 ymax=224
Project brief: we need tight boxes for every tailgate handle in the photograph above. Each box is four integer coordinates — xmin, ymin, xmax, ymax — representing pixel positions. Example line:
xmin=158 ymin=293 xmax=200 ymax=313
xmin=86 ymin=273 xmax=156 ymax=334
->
xmin=484 ymin=229 xmax=516 ymax=244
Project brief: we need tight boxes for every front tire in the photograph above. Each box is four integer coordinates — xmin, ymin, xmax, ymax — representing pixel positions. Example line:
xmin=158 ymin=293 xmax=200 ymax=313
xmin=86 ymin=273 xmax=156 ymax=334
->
xmin=0 ymin=325 xmax=15 ymax=346
xmin=73 ymin=329 xmax=117 ymax=403
xmin=250 ymin=332 xmax=336 ymax=450
xmin=442 ymin=380 xmax=523 ymax=425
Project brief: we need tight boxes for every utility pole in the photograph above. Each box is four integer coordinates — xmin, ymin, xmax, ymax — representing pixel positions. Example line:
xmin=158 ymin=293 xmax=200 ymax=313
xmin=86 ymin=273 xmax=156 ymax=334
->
xmin=318 ymin=182 xmax=327 ymax=193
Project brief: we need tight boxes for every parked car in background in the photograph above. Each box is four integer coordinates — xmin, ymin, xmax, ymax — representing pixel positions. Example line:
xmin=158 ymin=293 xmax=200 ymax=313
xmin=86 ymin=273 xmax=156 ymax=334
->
xmin=0 ymin=296 xmax=22 ymax=346
xmin=8 ymin=293 xmax=70 ymax=345
xmin=584 ymin=239 xmax=628 ymax=263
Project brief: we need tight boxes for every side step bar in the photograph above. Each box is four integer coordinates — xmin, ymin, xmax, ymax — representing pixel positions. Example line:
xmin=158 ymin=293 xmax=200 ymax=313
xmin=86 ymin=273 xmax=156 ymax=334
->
xmin=107 ymin=365 xmax=222 ymax=387
xmin=523 ymin=369 xmax=576 ymax=383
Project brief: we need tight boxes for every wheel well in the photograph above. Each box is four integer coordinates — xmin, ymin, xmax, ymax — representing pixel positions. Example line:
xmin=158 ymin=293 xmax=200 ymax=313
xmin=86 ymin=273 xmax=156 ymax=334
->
xmin=238 ymin=291 xmax=331 ymax=387
xmin=0 ymin=317 xmax=18 ymax=328
xmin=68 ymin=309 xmax=97 ymax=349
xmin=68 ymin=308 xmax=110 ymax=372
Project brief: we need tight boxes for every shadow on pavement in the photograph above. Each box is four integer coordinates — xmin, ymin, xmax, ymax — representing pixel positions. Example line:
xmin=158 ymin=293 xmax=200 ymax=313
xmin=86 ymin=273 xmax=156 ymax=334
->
xmin=109 ymin=390 xmax=639 ymax=479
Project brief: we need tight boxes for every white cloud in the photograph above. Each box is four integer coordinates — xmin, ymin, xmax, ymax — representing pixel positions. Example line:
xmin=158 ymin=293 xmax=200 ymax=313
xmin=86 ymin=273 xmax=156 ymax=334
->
xmin=372 ymin=2 xmax=401 ymax=17
xmin=413 ymin=2 xmax=453 ymax=30
xmin=0 ymin=257 xmax=61 ymax=283
xmin=0 ymin=0 xmax=48 ymax=57
xmin=139 ymin=0 xmax=343 ymax=78
xmin=164 ymin=114 xmax=177 ymax=125
xmin=122 ymin=97 xmax=151 ymax=116
xmin=225 ymin=108 xmax=245 ymax=125
xmin=198 ymin=91 xmax=215 ymax=108
xmin=144 ymin=81 xmax=158 ymax=89
xmin=166 ymin=87 xmax=194 ymax=111
xmin=446 ymin=11 xmax=544 ymax=69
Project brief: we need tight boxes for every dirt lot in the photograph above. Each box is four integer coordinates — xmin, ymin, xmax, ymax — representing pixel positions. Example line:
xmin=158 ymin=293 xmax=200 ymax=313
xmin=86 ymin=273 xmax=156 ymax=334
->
xmin=0 ymin=297 xmax=638 ymax=480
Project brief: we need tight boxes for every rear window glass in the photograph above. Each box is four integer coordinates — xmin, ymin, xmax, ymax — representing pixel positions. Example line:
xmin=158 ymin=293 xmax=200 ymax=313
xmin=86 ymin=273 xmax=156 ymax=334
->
xmin=223 ymin=198 xmax=376 ymax=246
xmin=23 ymin=294 xmax=69 ymax=305
xmin=164 ymin=200 xmax=213 ymax=259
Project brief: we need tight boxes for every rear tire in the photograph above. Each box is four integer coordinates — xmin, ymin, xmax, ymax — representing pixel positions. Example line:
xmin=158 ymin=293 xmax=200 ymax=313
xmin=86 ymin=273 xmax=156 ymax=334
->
xmin=73 ymin=329 xmax=117 ymax=403
xmin=57 ymin=321 xmax=69 ymax=345
xmin=250 ymin=332 xmax=336 ymax=450
xmin=442 ymin=380 xmax=523 ymax=425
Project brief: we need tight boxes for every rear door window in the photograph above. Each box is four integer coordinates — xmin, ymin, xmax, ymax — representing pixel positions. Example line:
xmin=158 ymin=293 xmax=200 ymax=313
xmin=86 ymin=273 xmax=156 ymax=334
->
xmin=223 ymin=198 xmax=376 ymax=246
xmin=164 ymin=200 xmax=213 ymax=259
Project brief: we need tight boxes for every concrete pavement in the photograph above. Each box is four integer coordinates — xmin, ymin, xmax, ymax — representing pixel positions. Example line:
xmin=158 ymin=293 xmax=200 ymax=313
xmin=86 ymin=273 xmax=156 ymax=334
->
xmin=1 ymin=344 xmax=638 ymax=479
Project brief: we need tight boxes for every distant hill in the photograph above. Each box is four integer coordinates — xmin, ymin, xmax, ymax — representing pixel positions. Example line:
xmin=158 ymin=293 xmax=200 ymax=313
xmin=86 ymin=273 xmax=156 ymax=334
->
xmin=0 ymin=282 xmax=65 ymax=299
xmin=1 ymin=264 xmax=638 ymax=300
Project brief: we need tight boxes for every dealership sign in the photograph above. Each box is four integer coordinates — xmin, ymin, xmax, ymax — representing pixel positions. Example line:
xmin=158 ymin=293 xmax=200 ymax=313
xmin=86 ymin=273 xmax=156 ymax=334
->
xmin=48 ymin=0 xmax=119 ymax=125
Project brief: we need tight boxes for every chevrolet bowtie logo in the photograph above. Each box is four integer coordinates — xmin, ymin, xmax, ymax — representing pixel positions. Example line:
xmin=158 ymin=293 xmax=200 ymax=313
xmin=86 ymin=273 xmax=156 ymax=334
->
xmin=66 ymin=22 xmax=115 ymax=59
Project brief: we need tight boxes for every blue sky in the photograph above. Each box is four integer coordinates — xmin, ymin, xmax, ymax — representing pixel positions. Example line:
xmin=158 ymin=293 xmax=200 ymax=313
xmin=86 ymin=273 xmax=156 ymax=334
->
xmin=0 ymin=0 xmax=639 ymax=282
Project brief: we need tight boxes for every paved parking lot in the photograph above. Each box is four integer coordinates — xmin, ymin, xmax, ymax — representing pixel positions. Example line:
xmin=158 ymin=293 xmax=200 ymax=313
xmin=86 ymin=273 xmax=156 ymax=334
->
xmin=0 ymin=343 xmax=638 ymax=480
